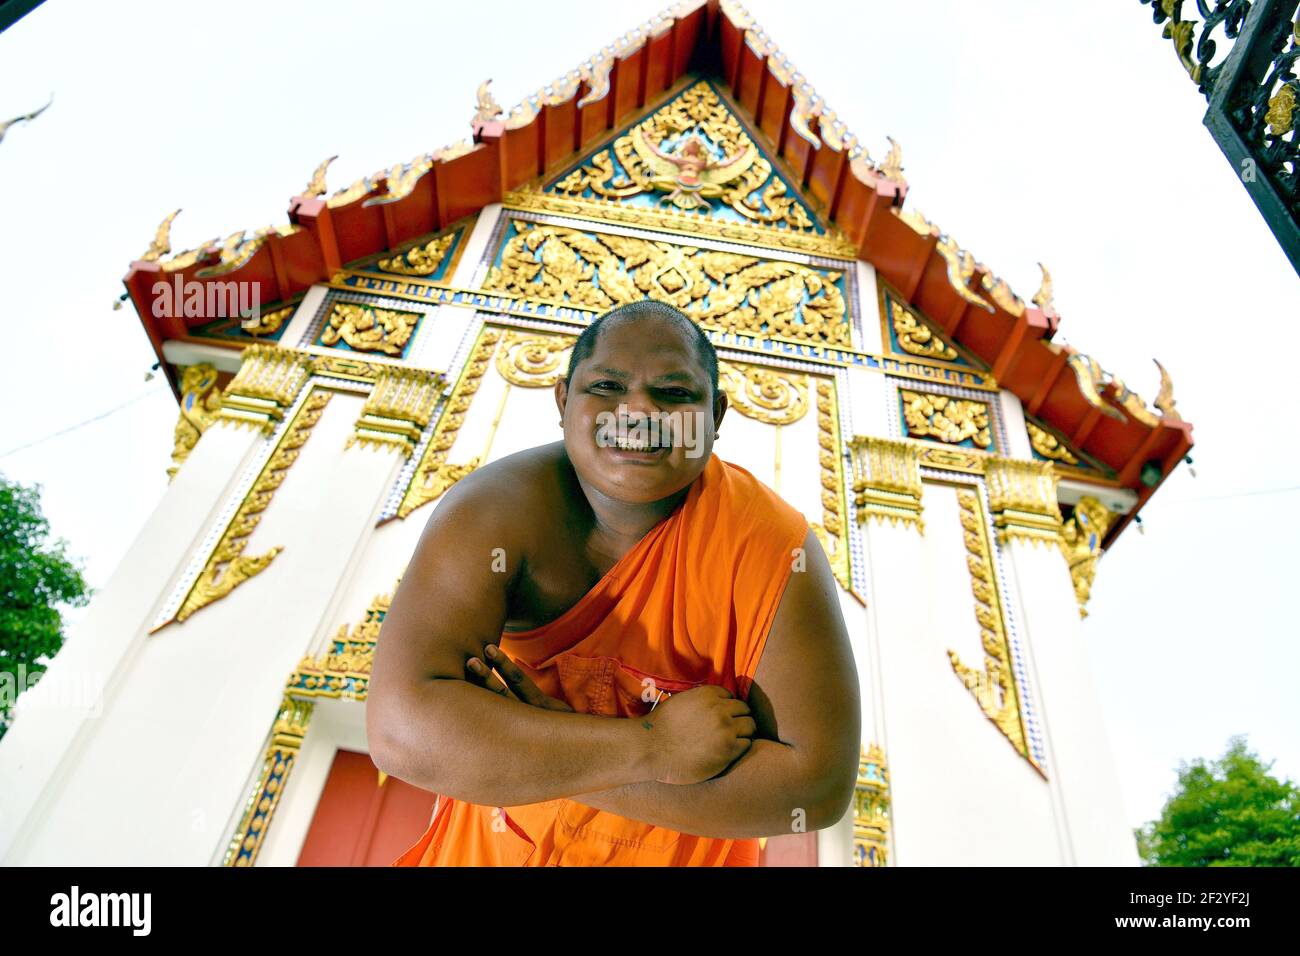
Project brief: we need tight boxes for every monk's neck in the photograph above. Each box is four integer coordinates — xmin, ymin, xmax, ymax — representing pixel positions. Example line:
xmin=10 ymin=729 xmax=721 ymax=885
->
xmin=576 ymin=479 xmax=690 ymax=561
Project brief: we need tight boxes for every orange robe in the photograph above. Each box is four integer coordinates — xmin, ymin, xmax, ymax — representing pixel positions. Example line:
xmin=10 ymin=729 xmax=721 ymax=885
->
xmin=392 ymin=452 xmax=809 ymax=866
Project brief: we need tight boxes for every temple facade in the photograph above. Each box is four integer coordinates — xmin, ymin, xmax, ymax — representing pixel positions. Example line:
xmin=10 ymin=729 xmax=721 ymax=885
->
xmin=0 ymin=0 xmax=1193 ymax=866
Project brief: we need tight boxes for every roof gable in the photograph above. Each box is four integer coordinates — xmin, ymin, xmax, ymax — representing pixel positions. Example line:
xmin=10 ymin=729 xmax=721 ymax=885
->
xmin=121 ymin=0 xmax=1192 ymax=546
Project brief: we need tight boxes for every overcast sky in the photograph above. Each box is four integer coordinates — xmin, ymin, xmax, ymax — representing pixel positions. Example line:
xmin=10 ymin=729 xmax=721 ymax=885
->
xmin=1 ymin=0 xmax=1295 ymax=834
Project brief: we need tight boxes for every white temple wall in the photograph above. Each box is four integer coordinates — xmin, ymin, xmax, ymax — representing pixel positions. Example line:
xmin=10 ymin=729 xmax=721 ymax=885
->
xmin=2 ymin=390 xmax=402 ymax=864
xmin=868 ymin=482 xmax=1061 ymax=866
xmin=1000 ymin=537 xmax=1141 ymax=866
xmin=0 ymin=417 xmax=264 ymax=864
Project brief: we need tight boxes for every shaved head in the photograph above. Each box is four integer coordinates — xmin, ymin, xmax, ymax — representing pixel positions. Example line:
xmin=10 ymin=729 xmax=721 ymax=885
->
xmin=565 ymin=300 xmax=718 ymax=398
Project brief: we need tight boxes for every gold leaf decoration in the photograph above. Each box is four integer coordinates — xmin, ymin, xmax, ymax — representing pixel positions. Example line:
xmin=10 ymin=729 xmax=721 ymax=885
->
xmin=320 ymin=302 xmax=420 ymax=356
xmin=890 ymin=300 xmax=958 ymax=361
xmin=168 ymin=364 xmax=222 ymax=481
xmin=173 ymin=390 xmax=332 ymax=624
xmin=483 ymin=221 xmax=849 ymax=346
xmin=550 ymin=80 xmax=815 ymax=232
xmin=948 ymin=488 xmax=1042 ymax=775
xmin=900 ymin=389 xmax=991 ymax=448
xmin=1026 ymin=421 xmax=1078 ymax=465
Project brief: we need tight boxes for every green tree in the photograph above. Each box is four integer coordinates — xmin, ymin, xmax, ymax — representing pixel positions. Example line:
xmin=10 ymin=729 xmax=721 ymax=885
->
xmin=0 ymin=474 xmax=91 ymax=739
xmin=1135 ymin=736 xmax=1300 ymax=866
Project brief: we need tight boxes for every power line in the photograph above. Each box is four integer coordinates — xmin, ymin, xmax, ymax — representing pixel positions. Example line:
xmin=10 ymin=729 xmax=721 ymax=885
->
xmin=1162 ymin=483 xmax=1300 ymax=505
xmin=0 ymin=384 xmax=168 ymax=459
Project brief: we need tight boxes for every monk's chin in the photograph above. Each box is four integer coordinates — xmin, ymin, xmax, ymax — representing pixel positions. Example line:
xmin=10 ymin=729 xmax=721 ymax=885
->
xmin=588 ymin=465 xmax=698 ymax=505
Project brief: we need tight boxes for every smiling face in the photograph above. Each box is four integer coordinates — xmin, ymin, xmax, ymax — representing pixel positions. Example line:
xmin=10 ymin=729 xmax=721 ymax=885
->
xmin=555 ymin=314 xmax=727 ymax=505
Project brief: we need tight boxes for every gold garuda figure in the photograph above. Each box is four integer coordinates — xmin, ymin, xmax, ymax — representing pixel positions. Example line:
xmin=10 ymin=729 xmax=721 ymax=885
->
xmin=629 ymin=127 xmax=757 ymax=212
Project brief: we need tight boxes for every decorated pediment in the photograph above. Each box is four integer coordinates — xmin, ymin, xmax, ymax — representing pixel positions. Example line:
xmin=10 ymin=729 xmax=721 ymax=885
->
xmin=482 ymin=217 xmax=850 ymax=347
xmin=544 ymin=79 xmax=826 ymax=236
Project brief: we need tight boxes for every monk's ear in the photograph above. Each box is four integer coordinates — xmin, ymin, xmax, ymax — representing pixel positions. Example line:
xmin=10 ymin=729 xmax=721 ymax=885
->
xmin=554 ymin=378 xmax=569 ymax=421
xmin=712 ymin=388 xmax=728 ymax=435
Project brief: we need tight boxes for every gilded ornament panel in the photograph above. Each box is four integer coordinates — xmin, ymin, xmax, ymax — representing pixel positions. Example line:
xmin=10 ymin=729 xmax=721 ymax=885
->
xmin=878 ymin=286 xmax=970 ymax=369
xmin=482 ymin=219 xmax=850 ymax=347
xmin=315 ymin=302 xmax=424 ymax=359
xmin=899 ymin=388 xmax=993 ymax=450
xmin=545 ymin=79 xmax=824 ymax=236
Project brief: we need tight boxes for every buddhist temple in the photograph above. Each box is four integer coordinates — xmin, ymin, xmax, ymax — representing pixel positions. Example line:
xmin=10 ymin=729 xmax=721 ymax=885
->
xmin=0 ymin=0 xmax=1193 ymax=866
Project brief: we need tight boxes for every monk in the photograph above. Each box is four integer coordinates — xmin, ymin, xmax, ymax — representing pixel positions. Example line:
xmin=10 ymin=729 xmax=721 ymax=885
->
xmin=368 ymin=299 xmax=861 ymax=866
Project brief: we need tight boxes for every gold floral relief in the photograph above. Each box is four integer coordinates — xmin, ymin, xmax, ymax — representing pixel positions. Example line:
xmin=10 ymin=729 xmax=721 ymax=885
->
xmin=483 ymin=221 xmax=849 ymax=347
xmin=717 ymin=360 xmax=808 ymax=425
xmin=550 ymin=80 xmax=815 ymax=232
xmin=1026 ymin=421 xmax=1078 ymax=465
xmin=320 ymin=302 xmax=421 ymax=357
xmin=377 ymin=233 xmax=456 ymax=277
xmin=495 ymin=328 xmax=575 ymax=388
xmin=900 ymin=389 xmax=991 ymax=449
xmin=889 ymin=300 xmax=958 ymax=361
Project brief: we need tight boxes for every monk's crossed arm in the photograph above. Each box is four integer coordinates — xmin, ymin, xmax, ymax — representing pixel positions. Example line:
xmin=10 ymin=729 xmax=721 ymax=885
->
xmin=470 ymin=527 xmax=862 ymax=840
xmin=368 ymin=471 xmax=666 ymax=806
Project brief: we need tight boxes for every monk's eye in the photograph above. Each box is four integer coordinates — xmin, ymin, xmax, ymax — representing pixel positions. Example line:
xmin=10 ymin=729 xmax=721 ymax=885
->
xmin=589 ymin=380 xmax=622 ymax=392
xmin=657 ymin=387 xmax=693 ymax=400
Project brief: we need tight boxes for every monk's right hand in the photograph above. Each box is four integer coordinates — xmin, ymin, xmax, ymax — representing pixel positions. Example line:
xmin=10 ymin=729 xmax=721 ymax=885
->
xmin=647 ymin=685 xmax=756 ymax=785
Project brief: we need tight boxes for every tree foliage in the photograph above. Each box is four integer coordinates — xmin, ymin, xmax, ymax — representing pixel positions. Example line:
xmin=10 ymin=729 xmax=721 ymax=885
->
xmin=0 ymin=474 xmax=91 ymax=735
xmin=1135 ymin=736 xmax=1300 ymax=866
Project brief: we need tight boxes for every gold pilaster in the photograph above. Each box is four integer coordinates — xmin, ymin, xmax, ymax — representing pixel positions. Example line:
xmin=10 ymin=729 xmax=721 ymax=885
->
xmin=854 ymin=743 xmax=891 ymax=867
xmin=349 ymin=367 xmax=446 ymax=457
xmin=220 ymin=345 xmax=314 ymax=434
xmin=847 ymin=435 xmax=924 ymax=533
xmin=223 ymin=696 xmax=314 ymax=867
xmin=397 ymin=327 xmax=502 ymax=519
xmin=984 ymin=457 xmax=1063 ymax=548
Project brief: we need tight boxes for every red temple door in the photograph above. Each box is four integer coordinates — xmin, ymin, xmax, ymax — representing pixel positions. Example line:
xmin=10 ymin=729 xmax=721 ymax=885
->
xmin=296 ymin=748 xmax=437 ymax=867
xmin=295 ymin=747 xmax=821 ymax=866
xmin=758 ymin=831 xmax=819 ymax=866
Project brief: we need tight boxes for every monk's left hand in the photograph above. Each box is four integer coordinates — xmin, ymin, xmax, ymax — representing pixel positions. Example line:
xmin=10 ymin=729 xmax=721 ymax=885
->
xmin=465 ymin=644 xmax=575 ymax=713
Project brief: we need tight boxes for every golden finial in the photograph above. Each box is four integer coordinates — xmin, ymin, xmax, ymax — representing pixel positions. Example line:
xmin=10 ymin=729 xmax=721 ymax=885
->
xmin=141 ymin=209 xmax=182 ymax=262
xmin=474 ymin=79 xmax=504 ymax=124
xmin=879 ymin=135 xmax=904 ymax=183
xmin=305 ymin=155 xmax=337 ymax=197
xmin=1031 ymin=262 xmax=1055 ymax=313
xmin=1153 ymin=359 xmax=1181 ymax=420
xmin=0 ymin=93 xmax=52 ymax=146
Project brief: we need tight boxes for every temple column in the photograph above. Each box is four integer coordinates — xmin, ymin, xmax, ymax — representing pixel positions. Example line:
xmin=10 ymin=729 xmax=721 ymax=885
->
xmin=986 ymin=459 xmax=1139 ymax=866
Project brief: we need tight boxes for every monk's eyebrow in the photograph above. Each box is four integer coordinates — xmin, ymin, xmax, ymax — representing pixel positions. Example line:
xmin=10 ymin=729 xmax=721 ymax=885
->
xmin=586 ymin=366 xmax=699 ymax=386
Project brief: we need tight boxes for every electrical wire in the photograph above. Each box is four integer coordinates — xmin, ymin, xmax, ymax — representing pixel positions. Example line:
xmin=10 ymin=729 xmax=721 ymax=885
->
xmin=0 ymin=383 xmax=168 ymax=459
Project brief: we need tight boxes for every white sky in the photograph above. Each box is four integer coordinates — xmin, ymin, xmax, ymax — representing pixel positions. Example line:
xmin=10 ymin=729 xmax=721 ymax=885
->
xmin=0 ymin=0 xmax=1295 ymax=834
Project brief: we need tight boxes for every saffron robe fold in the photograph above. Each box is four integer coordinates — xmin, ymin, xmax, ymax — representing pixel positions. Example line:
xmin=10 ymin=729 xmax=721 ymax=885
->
xmin=392 ymin=452 xmax=809 ymax=866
